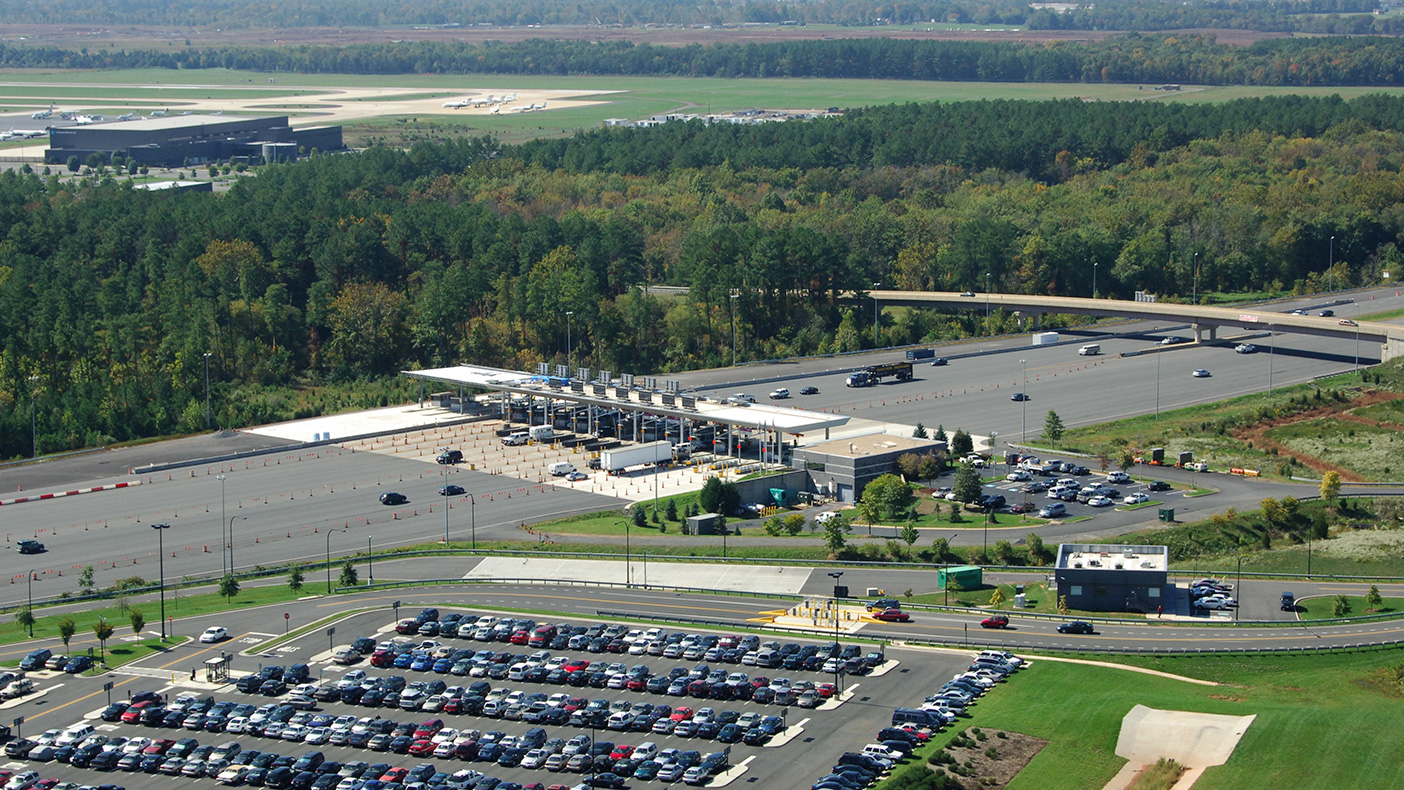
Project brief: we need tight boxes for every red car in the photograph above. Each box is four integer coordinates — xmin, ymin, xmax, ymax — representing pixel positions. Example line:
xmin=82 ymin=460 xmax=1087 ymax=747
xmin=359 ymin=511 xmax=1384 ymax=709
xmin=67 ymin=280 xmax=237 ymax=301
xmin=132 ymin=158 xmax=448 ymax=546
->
xmin=897 ymin=723 xmax=932 ymax=741
xmin=563 ymin=660 xmax=591 ymax=673
xmin=670 ymin=706 xmax=694 ymax=722
xmin=816 ymin=683 xmax=837 ymax=699
xmin=980 ymin=615 xmax=1010 ymax=629
xmin=414 ymin=719 xmax=444 ymax=738
xmin=370 ymin=650 xmax=394 ymax=668
xmin=122 ymin=700 xmax=157 ymax=723
xmin=394 ymin=619 xmax=418 ymax=635
xmin=407 ymin=739 xmax=435 ymax=756
xmin=872 ymin=609 xmax=911 ymax=623
xmin=380 ymin=767 xmax=409 ymax=783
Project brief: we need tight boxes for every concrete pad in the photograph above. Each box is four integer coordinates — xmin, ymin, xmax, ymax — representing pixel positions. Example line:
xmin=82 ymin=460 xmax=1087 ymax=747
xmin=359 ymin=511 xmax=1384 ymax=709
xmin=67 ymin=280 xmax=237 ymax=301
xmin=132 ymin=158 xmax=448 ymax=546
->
xmin=1104 ymin=704 xmax=1256 ymax=790
xmin=464 ymin=557 xmax=811 ymax=596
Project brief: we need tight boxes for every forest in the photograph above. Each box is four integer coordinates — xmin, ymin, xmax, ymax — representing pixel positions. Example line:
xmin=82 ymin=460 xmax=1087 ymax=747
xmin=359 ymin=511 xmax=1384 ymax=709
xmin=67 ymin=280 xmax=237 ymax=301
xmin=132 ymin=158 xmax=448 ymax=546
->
xmin=2 ymin=92 xmax=1402 ymax=458
xmin=14 ymin=35 xmax=1404 ymax=86
xmin=0 ymin=0 xmax=1391 ymax=34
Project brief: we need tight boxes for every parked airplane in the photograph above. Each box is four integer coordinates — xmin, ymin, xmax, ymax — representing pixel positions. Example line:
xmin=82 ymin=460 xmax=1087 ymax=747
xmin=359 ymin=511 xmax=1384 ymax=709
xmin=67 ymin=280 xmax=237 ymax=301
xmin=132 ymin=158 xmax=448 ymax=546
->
xmin=442 ymin=98 xmax=471 ymax=109
xmin=74 ymin=115 xmax=97 ymax=125
xmin=117 ymin=113 xmax=136 ymax=121
xmin=511 ymin=102 xmax=541 ymax=113
xmin=489 ymin=104 xmax=500 ymax=115
xmin=150 ymin=109 xmax=168 ymax=117
xmin=31 ymin=104 xmax=54 ymax=120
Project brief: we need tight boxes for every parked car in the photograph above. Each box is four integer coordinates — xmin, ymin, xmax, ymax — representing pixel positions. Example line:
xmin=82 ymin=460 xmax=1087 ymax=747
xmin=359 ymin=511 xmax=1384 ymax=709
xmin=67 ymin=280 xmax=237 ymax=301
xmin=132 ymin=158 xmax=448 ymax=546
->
xmin=1124 ymin=492 xmax=1150 ymax=505
xmin=1146 ymin=481 xmax=1172 ymax=492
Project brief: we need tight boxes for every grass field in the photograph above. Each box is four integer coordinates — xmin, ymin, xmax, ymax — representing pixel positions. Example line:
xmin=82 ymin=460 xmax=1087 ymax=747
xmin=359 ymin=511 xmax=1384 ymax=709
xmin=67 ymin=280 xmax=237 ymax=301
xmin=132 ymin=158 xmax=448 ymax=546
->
xmin=1297 ymin=594 xmax=1403 ymax=620
xmin=943 ymin=648 xmax=1404 ymax=790
xmin=1265 ymin=418 xmax=1404 ymax=480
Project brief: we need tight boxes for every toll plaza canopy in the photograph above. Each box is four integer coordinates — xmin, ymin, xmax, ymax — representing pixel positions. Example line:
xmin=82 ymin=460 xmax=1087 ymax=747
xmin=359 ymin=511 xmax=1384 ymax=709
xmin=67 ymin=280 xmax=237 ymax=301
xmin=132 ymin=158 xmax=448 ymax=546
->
xmin=403 ymin=364 xmax=850 ymax=437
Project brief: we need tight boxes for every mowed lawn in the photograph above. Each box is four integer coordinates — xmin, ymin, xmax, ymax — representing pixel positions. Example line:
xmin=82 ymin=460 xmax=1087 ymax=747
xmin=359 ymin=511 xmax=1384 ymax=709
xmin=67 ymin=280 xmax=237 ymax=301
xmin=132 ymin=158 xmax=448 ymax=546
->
xmin=957 ymin=650 xmax=1404 ymax=790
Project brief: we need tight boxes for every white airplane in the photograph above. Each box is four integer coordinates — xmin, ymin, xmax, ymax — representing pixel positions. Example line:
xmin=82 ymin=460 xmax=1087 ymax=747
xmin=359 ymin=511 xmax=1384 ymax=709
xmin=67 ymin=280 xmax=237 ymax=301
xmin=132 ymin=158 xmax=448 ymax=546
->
xmin=2 ymin=128 xmax=48 ymax=139
xmin=442 ymin=98 xmax=471 ymax=109
xmin=489 ymin=104 xmax=500 ymax=115
xmin=511 ymin=103 xmax=534 ymax=113
xmin=503 ymin=92 xmax=517 ymax=103
xmin=117 ymin=113 xmax=136 ymax=121
xmin=150 ymin=109 xmax=168 ymax=117
xmin=31 ymin=104 xmax=53 ymax=120
xmin=181 ymin=110 xmax=195 ymax=116
xmin=74 ymin=115 xmax=96 ymax=125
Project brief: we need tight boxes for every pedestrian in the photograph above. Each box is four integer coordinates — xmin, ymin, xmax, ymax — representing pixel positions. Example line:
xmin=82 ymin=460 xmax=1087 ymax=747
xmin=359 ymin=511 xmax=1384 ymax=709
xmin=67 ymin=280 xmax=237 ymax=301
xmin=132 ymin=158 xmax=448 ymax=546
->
xmin=1157 ymin=605 xmax=1162 ymax=619
xmin=191 ymin=667 xmax=197 ymax=681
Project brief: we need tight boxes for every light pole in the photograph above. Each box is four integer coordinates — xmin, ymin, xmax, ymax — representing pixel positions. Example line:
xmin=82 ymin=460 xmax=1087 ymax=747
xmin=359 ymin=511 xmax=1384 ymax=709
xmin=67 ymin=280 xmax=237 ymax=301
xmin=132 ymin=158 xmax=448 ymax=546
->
xmin=217 ymin=473 xmax=228 ymax=575
xmin=1235 ymin=538 xmax=1243 ymax=622
xmin=203 ymin=351 xmax=213 ymax=429
xmin=25 ymin=570 xmax=34 ymax=637
xmin=28 ymin=375 xmax=38 ymax=458
xmin=872 ymin=282 xmax=881 ymax=347
xmin=151 ymin=523 xmax=170 ymax=640
xmin=326 ymin=527 xmax=344 ymax=594
xmin=1306 ymin=527 xmax=1312 ymax=579
xmin=439 ymin=446 xmax=451 ymax=544
xmin=729 ymin=293 xmax=739 ymax=367
xmin=985 ymin=272 xmax=992 ymax=336
xmin=1019 ymin=358 xmax=1027 ymax=441
xmin=1155 ymin=352 xmax=1161 ymax=420
xmin=1354 ymin=302 xmax=1361 ymax=373
xmin=1092 ymin=261 xmax=1098 ymax=299
xmin=1192 ymin=252 xmax=1200 ymax=305
xmin=565 ymin=311 xmax=574 ymax=374
xmin=1329 ymin=235 xmax=1335 ymax=292
xmin=1268 ymin=324 xmax=1275 ymax=395
xmin=466 ymin=493 xmax=477 ymax=551
xmin=827 ymin=571 xmax=844 ymax=693
xmin=368 ymin=535 xmax=374 ymax=584
xmin=943 ymin=534 xmax=957 ymax=606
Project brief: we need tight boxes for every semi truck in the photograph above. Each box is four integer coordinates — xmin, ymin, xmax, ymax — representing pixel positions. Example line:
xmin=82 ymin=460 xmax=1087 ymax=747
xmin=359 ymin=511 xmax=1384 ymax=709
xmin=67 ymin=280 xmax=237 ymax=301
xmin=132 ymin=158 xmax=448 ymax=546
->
xmin=846 ymin=361 xmax=914 ymax=387
xmin=597 ymin=440 xmax=690 ymax=472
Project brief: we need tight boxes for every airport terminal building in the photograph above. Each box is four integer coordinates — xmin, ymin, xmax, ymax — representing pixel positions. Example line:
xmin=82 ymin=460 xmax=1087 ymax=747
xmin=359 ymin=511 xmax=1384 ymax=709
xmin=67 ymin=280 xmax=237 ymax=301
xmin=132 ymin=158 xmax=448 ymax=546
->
xmin=46 ymin=115 xmax=342 ymax=168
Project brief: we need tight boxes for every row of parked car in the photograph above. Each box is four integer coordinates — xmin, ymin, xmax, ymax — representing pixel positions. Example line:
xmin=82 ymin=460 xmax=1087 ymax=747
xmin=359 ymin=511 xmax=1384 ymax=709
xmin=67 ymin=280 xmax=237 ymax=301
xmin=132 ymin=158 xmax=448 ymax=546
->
xmin=1190 ymin=578 xmax=1238 ymax=610
xmin=17 ymin=648 xmax=93 ymax=675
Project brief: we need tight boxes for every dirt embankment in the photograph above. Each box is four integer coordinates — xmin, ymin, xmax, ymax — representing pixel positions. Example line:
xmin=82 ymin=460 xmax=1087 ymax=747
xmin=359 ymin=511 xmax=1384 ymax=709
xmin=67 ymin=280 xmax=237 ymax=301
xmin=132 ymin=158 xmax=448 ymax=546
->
xmin=1231 ymin=389 xmax=1403 ymax=482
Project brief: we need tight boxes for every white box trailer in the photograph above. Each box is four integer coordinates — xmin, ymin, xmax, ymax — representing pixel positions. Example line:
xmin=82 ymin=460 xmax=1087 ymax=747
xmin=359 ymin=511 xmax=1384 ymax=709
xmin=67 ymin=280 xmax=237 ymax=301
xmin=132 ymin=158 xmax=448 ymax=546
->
xmin=1032 ymin=332 xmax=1060 ymax=345
xmin=601 ymin=440 xmax=673 ymax=472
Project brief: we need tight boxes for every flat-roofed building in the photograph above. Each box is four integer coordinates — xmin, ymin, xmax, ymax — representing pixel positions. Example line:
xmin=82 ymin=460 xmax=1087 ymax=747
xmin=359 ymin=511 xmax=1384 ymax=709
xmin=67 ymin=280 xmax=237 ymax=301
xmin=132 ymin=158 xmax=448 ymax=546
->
xmin=791 ymin=433 xmax=947 ymax=503
xmin=1055 ymin=543 xmax=1169 ymax=613
xmin=46 ymin=115 xmax=342 ymax=168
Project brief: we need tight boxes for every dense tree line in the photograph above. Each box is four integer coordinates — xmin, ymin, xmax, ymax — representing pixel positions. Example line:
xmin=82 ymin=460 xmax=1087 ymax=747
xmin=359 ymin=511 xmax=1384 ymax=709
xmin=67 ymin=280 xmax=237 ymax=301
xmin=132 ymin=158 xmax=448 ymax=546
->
xmin=0 ymin=0 xmax=1392 ymax=33
xmin=13 ymin=35 xmax=1404 ymax=86
xmin=4 ymin=94 xmax=1403 ymax=457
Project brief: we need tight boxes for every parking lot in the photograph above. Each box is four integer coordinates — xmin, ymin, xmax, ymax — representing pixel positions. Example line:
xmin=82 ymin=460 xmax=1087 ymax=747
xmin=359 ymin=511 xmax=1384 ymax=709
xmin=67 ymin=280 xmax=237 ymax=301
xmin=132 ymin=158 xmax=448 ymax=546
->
xmin=0 ymin=604 xmax=1010 ymax=790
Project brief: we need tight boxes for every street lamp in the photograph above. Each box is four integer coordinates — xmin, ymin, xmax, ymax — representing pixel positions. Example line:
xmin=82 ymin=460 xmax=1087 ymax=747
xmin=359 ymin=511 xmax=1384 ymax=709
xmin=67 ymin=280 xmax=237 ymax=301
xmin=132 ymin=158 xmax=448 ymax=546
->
xmin=985 ymin=272 xmax=992 ymax=336
xmin=729 ymin=293 xmax=740 ymax=367
xmin=368 ymin=535 xmax=374 ymax=584
xmin=203 ymin=351 xmax=213 ymax=429
xmin=872 ymin=282 xmax=881 ymax=347
xmin=944 ymin=534 xmax=957 ymax=606
xmin=151 ymin=523 xmax=170 ymax=640
xmin=1019 ymin=358 xmax=1028 ymax=441
xmin=218 ymin=473 xmax=227 ymax=575
xmin=1192 ymin=252 xmax=1200 ymax=305
xmin=1092 ymin=261 xmax=1098 ymax=299
xmin=1329 ymin=235 xmax=1335 ymax=292
xmin=1155 ymin=352 xmax=1161 ymax=420
xmin=28 ymin=375 xmax=38 ymax=458
xmin=1268 ymin=324 xmax=1275 ymax=395
xmin=466 ymin=493 xmax=477 ymax=551
xmin=439 ymin=446 xmax=451 ymax=544
xmin=1354 ymin=301 xmax=1361 ymax=373
xmin=827 ymin=571 xmax=844 ymax=693
xmin=565 ymin=311 xmax=574 ymax=375
xmin=25 ymin=569 xmax=35 ymax=638
xmin=326 ymin=527 xmax=345 ymax=594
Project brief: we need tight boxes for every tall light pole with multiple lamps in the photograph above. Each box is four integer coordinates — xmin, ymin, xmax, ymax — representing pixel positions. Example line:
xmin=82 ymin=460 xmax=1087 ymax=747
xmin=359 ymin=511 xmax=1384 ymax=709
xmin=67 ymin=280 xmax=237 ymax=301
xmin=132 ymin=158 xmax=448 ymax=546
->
xmin=229 ymin=515 xmax=244 ymax=572
xmin=872 ymin=282 xmax=881 ymax=347
xmin=729 ymin=293 xmax=739 ymax=367
xmin=1268 ymin=324 xmax=1276 ymax=395
xmin=439 ymin=447 xmax=452 ymax=544
xmin=326 ymin=527 xmax=344 ymax=593
xmin=1092 ymin=261 xmax=1098 ymax=298
xmin=1019 ymin=358 xmax=1028 ymax=441
xmin=827 ymin=571 xmax=844 ymax=693
xmin=29 ymin=375 xmax=38 ymax=458
xmin=466 ymin=493 xmax=477 ymax=551
xmin=1192 ymin=252 xmax=1200 ymax=305
xmin=1329 ymin=235 xmax=1335 ymax=292
xmin=25 ymin=570 xmax=35 ymax=637
xmin=368 ymin=535 xmax=374 ymax=584
xmin=984 ymin=273 xmax=992 ymax=336
xmin=218 ymin=474 xmax=228 ymax=575
xmin=565 ymin=311 xmax=574 ymax=374
xmin=151 ymin=523 xmax=170 ymax=639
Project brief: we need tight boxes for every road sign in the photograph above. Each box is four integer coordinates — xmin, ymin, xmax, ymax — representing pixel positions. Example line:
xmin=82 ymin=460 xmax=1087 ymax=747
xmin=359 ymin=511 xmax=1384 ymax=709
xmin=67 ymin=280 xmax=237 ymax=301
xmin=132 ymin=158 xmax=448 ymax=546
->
xmin=326 ymin=627 xmax=335 ymax=637
xmin=285 ymin=613 xmax=290 ymax=620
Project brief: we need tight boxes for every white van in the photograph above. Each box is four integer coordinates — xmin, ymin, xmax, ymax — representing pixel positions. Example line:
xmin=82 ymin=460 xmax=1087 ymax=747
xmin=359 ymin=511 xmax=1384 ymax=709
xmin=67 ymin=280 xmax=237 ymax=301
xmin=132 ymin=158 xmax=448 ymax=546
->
xmin=529 ymin=425 xmax=555 ymax=442
xmin=548 ymin=462 xmax=576 ymax=477
xmin=1078 ymin=344 xmax=1101 ymax=356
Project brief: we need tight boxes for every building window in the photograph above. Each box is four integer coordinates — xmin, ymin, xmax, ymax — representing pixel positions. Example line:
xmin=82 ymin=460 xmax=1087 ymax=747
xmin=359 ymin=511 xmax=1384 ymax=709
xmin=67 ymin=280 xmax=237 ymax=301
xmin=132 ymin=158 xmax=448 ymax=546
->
xmin=1147 ymin=587 xmax=1161 ymax=598
xmin=1094 ymin=587 xmax=1108 ymax=596
xmin=805 ymin=461 xmax=826 ymax=472
xmin=1069 ymin=585 xmax=1082 ymax=596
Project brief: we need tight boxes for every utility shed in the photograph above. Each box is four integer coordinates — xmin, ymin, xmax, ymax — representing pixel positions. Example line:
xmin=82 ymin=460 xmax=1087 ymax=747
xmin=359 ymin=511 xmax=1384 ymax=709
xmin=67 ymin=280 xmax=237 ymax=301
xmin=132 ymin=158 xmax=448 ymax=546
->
xmin=1055 ymin=543 xmax=1169 ymax=613
xmin=938 ymin=566 xmax=982 ymax=591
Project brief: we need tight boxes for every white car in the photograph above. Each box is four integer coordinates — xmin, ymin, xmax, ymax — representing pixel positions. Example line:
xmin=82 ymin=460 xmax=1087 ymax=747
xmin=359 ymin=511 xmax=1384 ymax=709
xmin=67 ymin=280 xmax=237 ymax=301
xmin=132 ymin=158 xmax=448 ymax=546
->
xmin=1006 ymin=471 xmax=1030 ymax=482
xmin=768 ymin=388 xmax=790 ymax=400
xmin=1195 ymin=597 xmax=1232 ymax=610
xmin=1192 ymin=369 xmax=1212 ymax=378
xmin=1161 ymin=336 xmax=1186 ymax=345
xmin=1123 ymin=492 xmax=1150 ymax=505
xmin=199 ymin=626 xmax=229 ymax=643
xmin=1106 ymin=471 xmax=1130 ymax=484
xmin=1235 ymin=343 xmax=1257 ymax=354
xmin=730 ymin=393 xmax=756 ymax=404
xmin=1086 ymin=495 xmax=1114 ymax=507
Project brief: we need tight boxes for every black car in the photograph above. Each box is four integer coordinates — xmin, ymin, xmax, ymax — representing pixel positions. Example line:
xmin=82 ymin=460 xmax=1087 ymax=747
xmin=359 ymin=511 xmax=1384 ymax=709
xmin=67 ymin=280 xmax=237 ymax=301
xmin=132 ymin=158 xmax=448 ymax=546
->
xmin=350 ymin=637 xmax=377 ymax=654
xmin=1147 ymin=480 xmax=1172 ymax=492
xmin=65 ymin=655 xmax=94 ymax=673
xmin=379 ymin=492 xmax=408 ymax=506
xmin=1057 ymin=621 xmax=1095 ymax=634
xmin=977 ymin=494 xmax=1006 ymax=510
xmin=436 ymin=450 xmax=463 ymax=465
xmin=101 ymin=702 xmax=131 ymax=721
xmin=586 ymin=773 xmax=628 ymax=789
xmin=440 ymin=485 xmax=465 ymax=497
xmin=799 ymin=386 xmax=820 ymax=395
xmin=17 ymin=539 xmax=45 ymax=554
xmin=930 ymin=358 xmax=948 ymax=366
xmin=1010 ymin=392 xmax=1028 ymax=401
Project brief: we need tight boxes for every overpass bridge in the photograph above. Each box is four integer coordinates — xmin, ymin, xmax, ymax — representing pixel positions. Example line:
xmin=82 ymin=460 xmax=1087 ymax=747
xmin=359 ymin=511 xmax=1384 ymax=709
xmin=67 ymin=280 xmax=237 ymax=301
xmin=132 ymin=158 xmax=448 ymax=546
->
xmin=869 ymin=290 xmax=1402 ymax=361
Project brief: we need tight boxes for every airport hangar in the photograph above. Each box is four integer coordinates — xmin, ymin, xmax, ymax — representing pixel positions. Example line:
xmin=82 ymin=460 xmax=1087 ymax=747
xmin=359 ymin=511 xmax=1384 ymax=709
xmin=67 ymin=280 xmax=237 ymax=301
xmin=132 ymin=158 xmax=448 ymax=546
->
xmin=45 ymin=115 xmax=343 ymax=168
xmin=401 ymin=364 xmax=940 ymax=502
